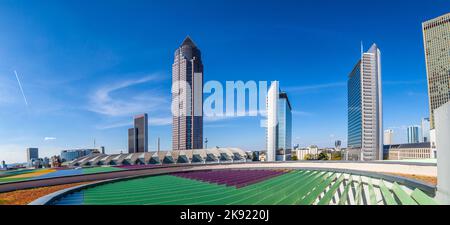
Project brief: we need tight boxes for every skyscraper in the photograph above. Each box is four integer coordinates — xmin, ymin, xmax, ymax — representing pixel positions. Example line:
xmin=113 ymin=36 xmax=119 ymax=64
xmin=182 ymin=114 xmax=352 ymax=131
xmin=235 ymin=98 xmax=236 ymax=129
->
xmin=128 ymin=114 xmax=148 ymax=153
xmin=422 ymin=13 xmax=450 ymax=130
xmin=347 ymin=43 xmax=383 ymax=161
xmin=172 ymin=36 xmax=203 ymax=150
xmin=407 ymin=125 xmax=420 ymax=144
xmin=128 ymin=128 xmax=137 ymax=153
xmin=384 ymin=129 xmax=394 ymax=145
xmin=134 ymin=114 xmax=148 ymax=152
xmin=26 ymin=147 xmax=39 ymax=165
xmin=421 ymin=117 xmax=430 ymax=142
xmin=422 ymin=13 xmax=450 ymax=157
xmin=266 ymin=81 xmax=292 ymax=161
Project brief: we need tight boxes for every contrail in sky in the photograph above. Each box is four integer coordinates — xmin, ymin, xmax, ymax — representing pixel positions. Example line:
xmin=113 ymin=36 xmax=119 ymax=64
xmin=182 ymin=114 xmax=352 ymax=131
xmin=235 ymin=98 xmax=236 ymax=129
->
xmin=14 ymin=70 xmax=29 ymax=106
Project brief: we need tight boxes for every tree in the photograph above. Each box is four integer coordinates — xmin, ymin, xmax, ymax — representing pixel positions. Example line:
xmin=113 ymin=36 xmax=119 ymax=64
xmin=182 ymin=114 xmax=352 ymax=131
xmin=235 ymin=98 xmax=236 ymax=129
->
xmin=292 ymin=155 xmax=298 ymax=161
xmin=317 ymin=152 xmax=329 ymax=160
xmin=304 ymin=154 xmax=314 ymax=160
xmin=331 ymin=151 xmax=342 ymax=160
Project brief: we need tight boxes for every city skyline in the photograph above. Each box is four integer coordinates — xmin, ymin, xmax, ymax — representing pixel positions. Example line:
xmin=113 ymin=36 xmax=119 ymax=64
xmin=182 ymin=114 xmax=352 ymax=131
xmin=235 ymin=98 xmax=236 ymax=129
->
xmin=0 ymin=1 xmax=448 ymax=163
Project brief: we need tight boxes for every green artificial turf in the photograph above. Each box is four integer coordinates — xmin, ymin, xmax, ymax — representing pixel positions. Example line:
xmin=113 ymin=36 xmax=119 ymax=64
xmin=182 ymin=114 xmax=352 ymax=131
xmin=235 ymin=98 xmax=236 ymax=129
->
xmin=82 ymin=171 xmax=336 ymax=205
xmin=82 ymin=167 xmax=124 ymax=174
xmin=0 ymin=177 xmax=29 ymax=183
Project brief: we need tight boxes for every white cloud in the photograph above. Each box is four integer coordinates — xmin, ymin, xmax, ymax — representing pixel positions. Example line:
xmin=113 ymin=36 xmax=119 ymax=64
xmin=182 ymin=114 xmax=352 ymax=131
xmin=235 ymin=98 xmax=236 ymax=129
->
xmin=44 ymin=137 xmax=56 ymax=141
xmin=88 ymin=73 xmax=169 ymax=117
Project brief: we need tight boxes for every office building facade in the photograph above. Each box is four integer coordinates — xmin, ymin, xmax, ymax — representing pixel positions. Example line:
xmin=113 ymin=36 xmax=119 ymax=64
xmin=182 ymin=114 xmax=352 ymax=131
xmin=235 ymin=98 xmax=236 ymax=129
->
xmin=26 ymin=148 xmax=39 ymax=165
xmin=386 ymin=143 xmax=432 ymax=160
xmin=421 ymin=117 xmax=430 ymax=142
xmin=134 ymin=114 xmax=148 ymax=152
xmin=60 ymin=149 xmax=95 ymax=162
xmin=407 ymin=126 xmax=420 ymax=144
xmin=172 ymin=36 xmax=203 ymax=150
xmin=347 ymin=43 xmax=383 ymax=161
xmin=435 ymin=101 xmax=450 ymax=204
xmin=128 ymin=114 xmax=148 ymax=153
xmin=422 ymin=13 xmax=450 ymax=131
xmin=266 ymin=81 xmax=292 ymax=161
xmin=128 ymin=128 xmax=137 ymax=153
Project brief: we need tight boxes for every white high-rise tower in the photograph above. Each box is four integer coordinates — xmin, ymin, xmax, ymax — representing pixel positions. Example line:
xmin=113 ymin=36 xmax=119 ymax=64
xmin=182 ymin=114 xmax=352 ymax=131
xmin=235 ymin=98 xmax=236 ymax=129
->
xmin=347 ymin=43 xmax=383 ymax=161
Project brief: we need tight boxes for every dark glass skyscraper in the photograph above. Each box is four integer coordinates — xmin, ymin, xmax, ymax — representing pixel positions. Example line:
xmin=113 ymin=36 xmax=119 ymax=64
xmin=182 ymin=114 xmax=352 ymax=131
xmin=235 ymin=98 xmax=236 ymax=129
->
xmin=348 ymin=64 xmax=362 ymax=150
xmin=128 ymin=128 xmax=137 ymax=153
xmin=128 ymin=114 xmax=148 ymax=153
xmin=135 ymin=114 xmax=148 ymax=152
xmin=172 ymin=36 xmax=203 ymax=150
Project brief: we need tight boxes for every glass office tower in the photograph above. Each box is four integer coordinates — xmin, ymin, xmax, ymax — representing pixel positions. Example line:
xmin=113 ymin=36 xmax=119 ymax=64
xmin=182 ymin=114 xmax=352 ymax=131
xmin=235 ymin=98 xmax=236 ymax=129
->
xmin=277 ymin=92 xmax=292 ymax=161
xmin=421 ymin=117 xmax=430 ymax=142
xmin=407 ymin=126 xmax=420 ymax=144
xmin=347 ymin=43 xmax=383 ymax=161
xmin=348 ymin=64 xmax=362 ymax=150
xmin=266 ymin=81 xmax=292 ymax=162
xmin=128 ymin=114 xmax=148 ymax=153
xmin=128 ymin=128 xmax=137 ymax=153
xmin=26 ymin=148 xmax=39 ymax=165
xmin=134 ymin=114 xmax=148 ymax=152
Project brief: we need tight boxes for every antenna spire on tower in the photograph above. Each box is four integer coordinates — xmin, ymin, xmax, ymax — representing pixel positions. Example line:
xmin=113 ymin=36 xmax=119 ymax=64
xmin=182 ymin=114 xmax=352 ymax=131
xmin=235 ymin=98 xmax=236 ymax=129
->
xmin=360 ymin=41 xmax=364 ymax=58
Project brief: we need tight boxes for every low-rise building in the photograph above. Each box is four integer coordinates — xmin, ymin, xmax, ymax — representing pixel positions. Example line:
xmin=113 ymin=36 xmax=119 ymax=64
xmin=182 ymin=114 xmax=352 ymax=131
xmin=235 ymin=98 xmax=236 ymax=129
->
xmin=61 ymin=149 xmax=96 ymax=162
xmin=293 ymin=145 xmax=319 ymax=160
xmin=69 ymin=148 xmax=249 ymax=167
xmin=385 ymin=143 xmax=431 ymax=160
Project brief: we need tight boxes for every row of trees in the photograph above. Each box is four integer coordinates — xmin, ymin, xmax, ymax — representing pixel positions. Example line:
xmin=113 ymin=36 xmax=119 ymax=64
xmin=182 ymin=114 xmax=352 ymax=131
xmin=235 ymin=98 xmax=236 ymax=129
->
xmin=292 ymin=151 xmax=342 ymax=161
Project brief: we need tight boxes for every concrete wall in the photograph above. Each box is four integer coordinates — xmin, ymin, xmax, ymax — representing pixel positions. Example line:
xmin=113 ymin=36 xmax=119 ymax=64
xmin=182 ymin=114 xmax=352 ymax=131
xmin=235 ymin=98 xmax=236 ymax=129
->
xmin=436 ymin=101 xmax=450 ymax=204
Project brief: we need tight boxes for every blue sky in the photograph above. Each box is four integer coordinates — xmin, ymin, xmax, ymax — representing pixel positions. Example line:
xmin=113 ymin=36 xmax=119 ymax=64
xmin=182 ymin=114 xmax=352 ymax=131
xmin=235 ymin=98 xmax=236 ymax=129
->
xmin=0 ymin=0 xmax=448 ymax=163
